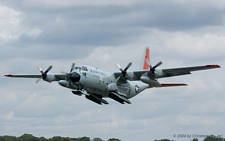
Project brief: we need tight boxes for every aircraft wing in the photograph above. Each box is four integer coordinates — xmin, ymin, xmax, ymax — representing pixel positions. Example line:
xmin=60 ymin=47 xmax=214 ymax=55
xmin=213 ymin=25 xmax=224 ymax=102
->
xmin=4 ymin=74 xmax=42 ymax=78
xmin=160 ymin=64 xmax=220 ymax=78
xmin=113 ymin=70 xmax=147 ymax=83
xmin=114 ymin=64 xmax=220 ymax=83
xmin=4 ymin=73 xmax=66 ymax=81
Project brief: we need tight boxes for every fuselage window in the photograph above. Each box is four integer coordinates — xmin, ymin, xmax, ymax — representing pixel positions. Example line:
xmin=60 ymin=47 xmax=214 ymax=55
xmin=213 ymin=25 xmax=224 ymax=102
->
xmin=75 ymin=67 xmax=81 ymax=70
xmin=82 ymin=72 xmax=87 ymax=76
xmin=82 ymin=66 xmax=88 ymax=71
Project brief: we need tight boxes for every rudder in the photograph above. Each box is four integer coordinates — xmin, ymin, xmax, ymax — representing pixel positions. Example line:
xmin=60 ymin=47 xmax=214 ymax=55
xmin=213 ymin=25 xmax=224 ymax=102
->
xmin=140 ymin=47 xmax=150 ymax=70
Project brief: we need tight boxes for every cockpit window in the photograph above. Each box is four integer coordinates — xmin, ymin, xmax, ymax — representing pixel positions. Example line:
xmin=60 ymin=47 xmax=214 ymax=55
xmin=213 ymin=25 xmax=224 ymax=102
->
xmin=75 ymin=67 xmax=81 ymax=70
xmin=82 ymin=66 xmax=88 ymax=71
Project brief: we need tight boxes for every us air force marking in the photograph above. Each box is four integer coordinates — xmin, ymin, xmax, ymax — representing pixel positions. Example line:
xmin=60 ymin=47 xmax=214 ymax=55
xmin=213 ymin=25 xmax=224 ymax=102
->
xmin=135 ymin=85 xmax=139 ymax=93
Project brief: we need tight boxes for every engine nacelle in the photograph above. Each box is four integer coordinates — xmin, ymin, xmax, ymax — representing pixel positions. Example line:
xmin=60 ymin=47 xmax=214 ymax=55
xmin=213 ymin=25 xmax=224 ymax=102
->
xmin=58 ymin=80 xmax=68 ymax=87
xmin=126 ymin=71 xmax=135 ymax=78
xmin=58 ymin=80 xmax=78 ymax=89
xmin=140 ymin=76 xmax=160 ymax=87
xmin=45 ymin=74 xmax=57 ymax=82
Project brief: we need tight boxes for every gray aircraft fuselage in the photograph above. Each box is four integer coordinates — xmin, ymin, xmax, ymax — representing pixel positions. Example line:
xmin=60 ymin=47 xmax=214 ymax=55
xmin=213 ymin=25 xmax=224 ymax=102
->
xmin=58 ymin=65 xmax=148 ymax=99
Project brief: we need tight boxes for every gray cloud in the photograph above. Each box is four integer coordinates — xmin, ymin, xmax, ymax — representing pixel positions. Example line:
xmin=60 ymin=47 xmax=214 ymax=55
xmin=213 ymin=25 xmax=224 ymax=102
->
xmin=4 ymin=0 xmax=225 ymax=48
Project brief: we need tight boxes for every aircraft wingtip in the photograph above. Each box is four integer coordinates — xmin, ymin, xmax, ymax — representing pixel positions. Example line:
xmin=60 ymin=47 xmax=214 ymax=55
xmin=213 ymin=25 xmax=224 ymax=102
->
xmin=4 ymin=74 xmax=12 ymax=77
xmin=206 ymin=64 xmax=221 ymax=68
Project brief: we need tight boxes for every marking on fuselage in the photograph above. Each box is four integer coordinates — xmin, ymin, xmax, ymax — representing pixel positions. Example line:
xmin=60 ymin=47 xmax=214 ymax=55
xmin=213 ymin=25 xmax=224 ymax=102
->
xmin=135 ymin=85 xmax=139 ymax=93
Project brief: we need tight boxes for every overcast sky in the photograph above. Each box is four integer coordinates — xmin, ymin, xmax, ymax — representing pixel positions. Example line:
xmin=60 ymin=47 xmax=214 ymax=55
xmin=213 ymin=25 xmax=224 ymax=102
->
xmin=0 ymin=0 xmax=225 ymax=141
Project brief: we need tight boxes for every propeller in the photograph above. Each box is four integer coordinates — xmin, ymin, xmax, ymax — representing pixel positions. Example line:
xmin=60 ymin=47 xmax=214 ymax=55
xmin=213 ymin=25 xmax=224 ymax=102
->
xmin=150 ymin=61 xmax=162 ymax=74
xmin=115 ymin=62 xmax=132 ymax=81
xmin=61 ymin=63 xmax=80 ymax=87
xmin=67 ymin=62 xmax=75 ymax=87
xmin=70 ymin=62 xmax=75 ymax=73
xmin=36 ymin=65 xmax=53 ymax=83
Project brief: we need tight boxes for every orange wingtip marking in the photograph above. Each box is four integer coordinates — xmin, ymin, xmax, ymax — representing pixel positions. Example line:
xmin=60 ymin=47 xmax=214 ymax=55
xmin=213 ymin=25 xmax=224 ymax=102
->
xmin=206 ymin=64 xmax=221 ymax=68
xmin=4 ymin=74 xmax=12 ymax=77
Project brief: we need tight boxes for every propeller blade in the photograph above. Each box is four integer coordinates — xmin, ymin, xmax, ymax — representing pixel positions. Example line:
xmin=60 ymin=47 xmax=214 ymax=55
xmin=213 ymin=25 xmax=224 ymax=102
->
xmin=36 ymin=65 xmax=53 ymax=83
xmin=152 ymin=61 xmax=162 ymax=69
xmin=115 ymin=62 xmax=132 ymax=79
xmin=115 ymin=63 xmax=123 ymax=72
xmin=36 ymin=66 xmax=43 ymax=74
xmin=70 ymin=63 xmax=75 ymax=72
xmin=150 ymin=64 xmax=153 ymax=70
xmin=115 ymin=75 xmax=121 ymax=83
xmin=67 ymin=80 xmax=71 ymax=87
xmin=124 ymin=62 xmax=132 ymax=71
xmin=44 ymin=65 xmax=53 ymax=74
xmin=36 ymin=78 xmax=41 ymax=83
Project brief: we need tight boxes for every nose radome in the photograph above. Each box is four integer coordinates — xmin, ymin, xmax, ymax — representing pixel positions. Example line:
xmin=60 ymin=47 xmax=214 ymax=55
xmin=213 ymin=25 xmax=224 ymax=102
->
xmin=70 ymin=72 xmax=80 ymax=82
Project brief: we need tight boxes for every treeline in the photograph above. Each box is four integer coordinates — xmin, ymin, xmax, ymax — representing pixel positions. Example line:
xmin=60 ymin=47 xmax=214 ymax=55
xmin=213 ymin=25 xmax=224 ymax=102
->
xmin=0 ymin=134 xmax=224 ymax=141
xmin=0 ymin=134 xmax=121 ymax=141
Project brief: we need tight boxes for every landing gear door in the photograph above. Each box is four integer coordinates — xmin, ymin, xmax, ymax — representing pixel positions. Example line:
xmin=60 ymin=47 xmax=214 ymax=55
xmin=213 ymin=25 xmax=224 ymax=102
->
xmin=118 ymin=86 xmax=130 ymax=96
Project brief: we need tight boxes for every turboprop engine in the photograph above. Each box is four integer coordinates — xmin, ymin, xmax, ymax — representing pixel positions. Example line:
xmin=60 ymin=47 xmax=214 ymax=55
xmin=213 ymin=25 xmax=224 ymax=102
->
xmin=140 ymin=76 xmax=160 ymax=87
xmin=140 ymin=60 xmax=163 ymax=87
xmin=59 ymin=63 xmax=80 ymax=89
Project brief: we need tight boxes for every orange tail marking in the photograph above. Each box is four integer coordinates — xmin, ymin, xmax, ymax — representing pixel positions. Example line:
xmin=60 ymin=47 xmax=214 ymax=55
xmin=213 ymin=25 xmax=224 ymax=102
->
xmin=143 ymin=48 xmax=150 ymax=70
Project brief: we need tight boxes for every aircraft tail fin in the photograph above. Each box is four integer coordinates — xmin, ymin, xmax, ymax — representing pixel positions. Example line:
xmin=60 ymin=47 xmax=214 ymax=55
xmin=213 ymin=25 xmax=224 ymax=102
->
xmin=140 ymin=47 xmax=150 ymax=70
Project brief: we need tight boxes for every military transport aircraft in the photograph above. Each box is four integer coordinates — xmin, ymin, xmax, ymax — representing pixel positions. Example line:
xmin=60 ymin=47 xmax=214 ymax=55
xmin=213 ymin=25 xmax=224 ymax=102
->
xmin=4 ymin=48 xmax=220 ymax=105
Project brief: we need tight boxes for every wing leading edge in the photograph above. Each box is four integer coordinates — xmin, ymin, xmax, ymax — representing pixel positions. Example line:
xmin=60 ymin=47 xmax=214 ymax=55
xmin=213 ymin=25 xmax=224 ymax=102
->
xmin=4 ymin=74 xmax=42 ymax=78
xmin=161 ymin=64 xmax=221 ymax=78
xmin=4 ymin=74 xmax=66 ymax=81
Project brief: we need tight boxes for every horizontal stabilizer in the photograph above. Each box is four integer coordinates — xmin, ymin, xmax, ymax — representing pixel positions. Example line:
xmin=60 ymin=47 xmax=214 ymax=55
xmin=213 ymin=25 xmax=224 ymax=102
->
xmin=149 ymin=83 xmax=187 ymax=88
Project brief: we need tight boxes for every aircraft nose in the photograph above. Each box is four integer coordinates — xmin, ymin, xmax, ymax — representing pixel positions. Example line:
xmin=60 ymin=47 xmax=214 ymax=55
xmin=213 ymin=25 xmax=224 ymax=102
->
xmin=69 ymin=72 xmax=80 ymax=82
